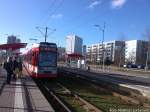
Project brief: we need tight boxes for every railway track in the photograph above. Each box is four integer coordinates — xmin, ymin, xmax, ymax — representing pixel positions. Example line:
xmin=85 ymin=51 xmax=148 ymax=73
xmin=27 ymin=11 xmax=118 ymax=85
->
xmin=34 ymin=79 xmax=72 ymax=112
xmin=58 ymin=68 xmax=150 ymax=110
xmin=59 ymin=67 xmax=150 ymax=98
xmin=56 ymin=82 xmax=102 ymax=112
xmin=34 ymin=76 xmax=150 ymax=112
xmin=35 ymin=78 xmax=103 ymax=112
xmin=33 ymin=67 xmax=150 ymax=112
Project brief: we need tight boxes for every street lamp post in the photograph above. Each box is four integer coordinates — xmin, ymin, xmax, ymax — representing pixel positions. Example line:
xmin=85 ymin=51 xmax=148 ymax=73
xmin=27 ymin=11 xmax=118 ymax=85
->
xmin=94 ymin=22 xmax=106 ymax=72
xmin=145 ymin=51 xmax=148 ymax=71
xmin=145 ymin=42 xmax=149 ymax=71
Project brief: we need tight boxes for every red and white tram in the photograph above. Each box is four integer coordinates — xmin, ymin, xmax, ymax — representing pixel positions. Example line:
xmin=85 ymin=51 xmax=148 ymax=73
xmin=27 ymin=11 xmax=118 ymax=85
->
xmin=24 ymin=42 xmax=57 ymax=78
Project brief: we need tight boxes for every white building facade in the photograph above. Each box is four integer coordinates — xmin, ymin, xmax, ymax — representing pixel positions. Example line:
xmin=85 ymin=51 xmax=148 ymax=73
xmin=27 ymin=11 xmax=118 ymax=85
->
xmin=66 ymin=35 xmax=83 ymax=55
xmin=125 ymin=40 xmax=149 ymax=64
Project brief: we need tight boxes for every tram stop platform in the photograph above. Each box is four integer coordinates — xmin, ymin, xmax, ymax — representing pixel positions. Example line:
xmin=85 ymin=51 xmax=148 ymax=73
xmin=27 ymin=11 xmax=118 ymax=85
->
xmin=0 ymin=67 xmax=54 ymax=112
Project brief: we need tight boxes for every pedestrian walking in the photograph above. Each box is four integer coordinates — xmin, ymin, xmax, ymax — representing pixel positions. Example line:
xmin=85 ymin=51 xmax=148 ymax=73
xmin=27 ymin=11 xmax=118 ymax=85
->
xmin=13 ymin=57 xmax=19 ymax=79
xmin=3 ymin=57 xmax=13 ymax=84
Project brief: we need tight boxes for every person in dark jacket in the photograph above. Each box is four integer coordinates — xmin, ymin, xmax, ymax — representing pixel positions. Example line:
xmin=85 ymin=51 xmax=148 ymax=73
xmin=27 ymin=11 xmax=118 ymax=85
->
xmin=13 ymin=57 xmax=19 ymax=79
xmin=3 ymin=57 xmax=13 ymax=84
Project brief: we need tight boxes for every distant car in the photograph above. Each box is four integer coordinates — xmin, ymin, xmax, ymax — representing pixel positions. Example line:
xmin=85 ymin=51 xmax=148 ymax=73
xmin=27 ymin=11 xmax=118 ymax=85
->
xmin=123 ymin=64 xmax=137 ymax=68
xmin=127 ymin=64 xmax=132 ymax=68
xmin=131 ymin=64 xmax=137 ymax=68
xmin=123 ymin=64 xmax=127 ymax=68
xmin=137 ymin=64 xmax=145 ymax=69
xmin=123 ymin=64 xmax=131 ymax=68
xmin=125 ymin=64 xmax=132 ymax=68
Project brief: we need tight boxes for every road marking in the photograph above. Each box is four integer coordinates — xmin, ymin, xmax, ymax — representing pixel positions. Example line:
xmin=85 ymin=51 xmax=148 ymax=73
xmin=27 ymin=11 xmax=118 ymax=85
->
xmin=14 ymin=79 xmax=24 ymax=112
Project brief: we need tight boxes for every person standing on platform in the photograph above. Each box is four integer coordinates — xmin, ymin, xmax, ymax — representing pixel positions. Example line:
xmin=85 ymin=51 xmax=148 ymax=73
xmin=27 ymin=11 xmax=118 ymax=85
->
xmin=13 ymin=57 xmax=19 ymax=79
xmin=3 ymin=57 xmax=13 ymax=84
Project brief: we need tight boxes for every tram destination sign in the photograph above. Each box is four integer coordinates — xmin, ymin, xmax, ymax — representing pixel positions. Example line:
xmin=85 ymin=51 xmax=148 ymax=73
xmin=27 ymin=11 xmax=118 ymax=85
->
xmin=40 ymin=46 xmax=57 ymax=52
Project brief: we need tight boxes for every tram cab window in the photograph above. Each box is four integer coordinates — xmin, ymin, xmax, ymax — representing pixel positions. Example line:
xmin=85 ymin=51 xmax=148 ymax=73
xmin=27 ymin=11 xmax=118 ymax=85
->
xmin=39 ymin=52 xmax=57 ymax=67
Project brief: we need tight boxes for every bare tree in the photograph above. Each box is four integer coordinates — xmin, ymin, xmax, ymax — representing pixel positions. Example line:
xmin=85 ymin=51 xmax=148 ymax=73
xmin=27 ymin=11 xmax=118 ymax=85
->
xmin=117 ymin=32 xmax=126 ymax=67
xmin=118 ymin=43 xmax=125 ymax=67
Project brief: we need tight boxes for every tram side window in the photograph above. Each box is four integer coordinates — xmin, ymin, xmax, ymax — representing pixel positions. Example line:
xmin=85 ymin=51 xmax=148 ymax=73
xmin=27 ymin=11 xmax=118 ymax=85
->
xmin=32 ymin=52 xmax=34 ymax=65
xmin=35 ymin=52 xmax=38 ymax=66
xmin=29 ymin=52 xmax=32 ymax=64
xmin=36 ymin=53 xmax=39 ymax=66
xmin=32 ymin=52 xmax=38 ymax=66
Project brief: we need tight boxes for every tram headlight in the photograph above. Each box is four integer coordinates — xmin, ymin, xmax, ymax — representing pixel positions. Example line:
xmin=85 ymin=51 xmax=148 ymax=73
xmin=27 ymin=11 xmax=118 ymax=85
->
xmin=35 ymin=67 xmax=38 ymax=73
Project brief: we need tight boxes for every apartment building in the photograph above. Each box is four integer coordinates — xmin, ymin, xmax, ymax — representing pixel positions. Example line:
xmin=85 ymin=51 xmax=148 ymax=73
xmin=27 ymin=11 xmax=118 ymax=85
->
xmin=87 ymin=39 xmax=150 ymax=65
xmin=87 ymin=41 xmax=125 ymax=65
xmin=125 ymin=40 xmax=149 ymax=64
xmin=66 ymin=35 xmax=83 ymax=55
